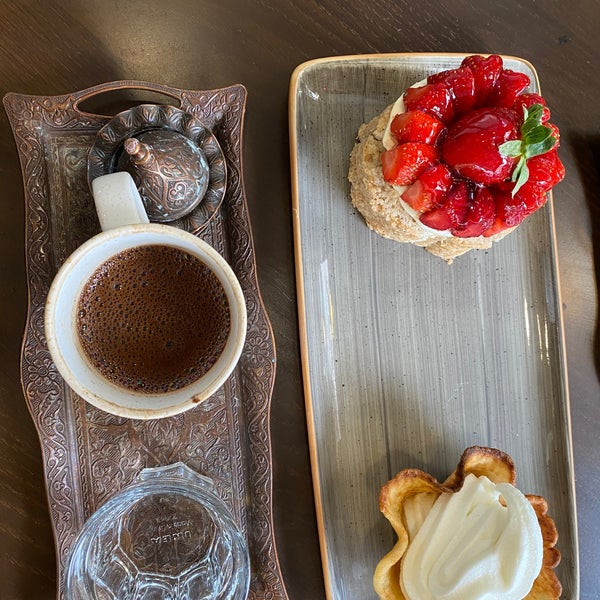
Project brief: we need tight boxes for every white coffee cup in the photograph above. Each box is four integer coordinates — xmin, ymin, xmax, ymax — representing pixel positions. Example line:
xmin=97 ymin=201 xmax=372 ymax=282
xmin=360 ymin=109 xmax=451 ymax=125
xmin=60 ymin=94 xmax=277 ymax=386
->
xmin=44 ymin=172 xmax=247 ymax=420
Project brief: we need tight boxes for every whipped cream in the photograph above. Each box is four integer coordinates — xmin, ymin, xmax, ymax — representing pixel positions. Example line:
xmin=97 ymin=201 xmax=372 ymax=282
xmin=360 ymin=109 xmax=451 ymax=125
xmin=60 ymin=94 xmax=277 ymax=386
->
xmin=400 ymin=474 xmax=543 ymax=600
xmin=382 ymin=92 xmax=409 ymax=151
xmin=382 ymin=79 xmax=452 ymax=238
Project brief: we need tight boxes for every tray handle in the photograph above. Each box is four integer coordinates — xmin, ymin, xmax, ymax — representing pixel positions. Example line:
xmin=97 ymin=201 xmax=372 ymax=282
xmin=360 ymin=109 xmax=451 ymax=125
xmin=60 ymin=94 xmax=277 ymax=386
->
xmin=71 ymin=80 xmax=185 ymax=118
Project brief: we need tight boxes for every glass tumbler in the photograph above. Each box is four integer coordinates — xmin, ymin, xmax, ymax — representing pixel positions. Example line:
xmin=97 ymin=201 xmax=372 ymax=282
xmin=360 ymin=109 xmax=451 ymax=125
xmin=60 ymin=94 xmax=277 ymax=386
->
xmin=63 ymin=462 xmax=250 ymax=600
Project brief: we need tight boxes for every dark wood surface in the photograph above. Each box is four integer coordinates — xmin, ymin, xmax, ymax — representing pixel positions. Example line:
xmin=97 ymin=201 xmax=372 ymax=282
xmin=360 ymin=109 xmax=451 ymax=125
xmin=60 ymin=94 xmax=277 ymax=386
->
xmin=0 ymin=1 xmax=598 ymax=599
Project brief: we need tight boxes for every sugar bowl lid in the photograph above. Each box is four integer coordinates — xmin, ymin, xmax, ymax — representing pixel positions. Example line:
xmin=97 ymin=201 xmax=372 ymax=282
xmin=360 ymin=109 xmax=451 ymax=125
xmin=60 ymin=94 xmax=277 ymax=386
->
xmin=88 ymin=104 xmax=227 ymax=234
xmin=63 ymin=463 xmax=250 ymax=600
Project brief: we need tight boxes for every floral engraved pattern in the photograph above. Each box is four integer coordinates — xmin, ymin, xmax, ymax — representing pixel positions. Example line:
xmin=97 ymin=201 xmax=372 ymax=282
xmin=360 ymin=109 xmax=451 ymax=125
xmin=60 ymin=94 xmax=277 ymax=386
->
xmin=4 ymin=81 xmax=285 ymax=600
xmin=87 ymin=104 xmax=227 ymax=232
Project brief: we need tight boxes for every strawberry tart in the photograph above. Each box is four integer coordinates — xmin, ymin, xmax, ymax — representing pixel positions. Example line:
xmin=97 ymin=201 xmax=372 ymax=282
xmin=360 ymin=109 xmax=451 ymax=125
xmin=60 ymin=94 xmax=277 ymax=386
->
xmin=349 ymin=54 xmax=565 ymax=263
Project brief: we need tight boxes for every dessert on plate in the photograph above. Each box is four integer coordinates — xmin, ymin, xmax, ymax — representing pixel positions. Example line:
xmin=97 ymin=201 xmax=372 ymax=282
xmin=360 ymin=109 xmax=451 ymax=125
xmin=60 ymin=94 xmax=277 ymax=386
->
xmin=373 ymin=446 xmax=561 ymax=600
xmin=349 ymin=54 xmax=565 ymax=262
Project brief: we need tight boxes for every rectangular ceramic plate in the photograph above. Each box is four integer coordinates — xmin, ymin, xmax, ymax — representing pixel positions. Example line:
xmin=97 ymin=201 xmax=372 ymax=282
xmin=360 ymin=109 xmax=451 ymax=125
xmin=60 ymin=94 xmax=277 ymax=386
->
xmin=290 ymin=54 xmax=579 ymax=599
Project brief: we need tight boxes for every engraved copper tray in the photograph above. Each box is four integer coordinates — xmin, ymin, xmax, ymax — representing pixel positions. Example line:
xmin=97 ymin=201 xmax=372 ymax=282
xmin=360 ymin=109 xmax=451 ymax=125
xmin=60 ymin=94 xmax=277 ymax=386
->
xmin=4 ymin=81 xmax=288 ymax=600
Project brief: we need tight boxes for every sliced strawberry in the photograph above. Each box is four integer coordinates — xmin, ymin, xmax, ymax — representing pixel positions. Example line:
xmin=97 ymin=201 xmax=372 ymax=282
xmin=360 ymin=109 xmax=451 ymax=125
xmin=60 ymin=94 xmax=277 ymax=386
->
xmin=419 ymin=181 xmax=469 ymax=231
xmin=428 ymin=67 xmax=476 ymax=116
xmin=502 ymin=182 xmax=546 ymax=226
xmin=441 ymin=107 xmax=520 ymax=185
xmin=404 ymin=83 xmax=454 ymax=124
xmin=460 ymin=54 xmax=503 ymax=106
xmin=486 ymin=69 xmax=530 ymax=108
xmin=526 ymin=148 xmax=565 ymax=191
xmin=515 ymin=182 xmax=548 ymax=213
xmin=452 ymin=187 xmax=496 ymax=237
xmin=483 ymin=184 xmax=515 ymax=236
xmin=483 ymin=220 xmax=507 ymax=238
xmin=401 ymin=163 xmax=453 ymax=212
xmin=482 ymin=216 xmax=509 ymax=237
xmin=483 ymin=181 xmax=546 ymax=236
xmin=381 ymin=142 xmax=438 ymax=186
xmin=546 ymin=122 xmax=561 ymax=147
xmin=390 ymin=110 xmax=445 ymax=144
xmin=513 ymin=93 xmax=550 ymax=122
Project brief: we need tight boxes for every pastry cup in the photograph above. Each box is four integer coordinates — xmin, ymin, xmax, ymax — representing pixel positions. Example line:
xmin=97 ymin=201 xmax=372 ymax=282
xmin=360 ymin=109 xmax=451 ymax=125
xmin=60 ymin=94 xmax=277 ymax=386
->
xmin=373 ymin=446 xmax=561 ymax=599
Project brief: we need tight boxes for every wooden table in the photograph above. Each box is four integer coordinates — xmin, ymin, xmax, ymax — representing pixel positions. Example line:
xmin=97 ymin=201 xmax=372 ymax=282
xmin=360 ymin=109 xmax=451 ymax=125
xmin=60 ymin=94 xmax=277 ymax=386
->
xmin=0 ymin=1 xmax=597 ymax=598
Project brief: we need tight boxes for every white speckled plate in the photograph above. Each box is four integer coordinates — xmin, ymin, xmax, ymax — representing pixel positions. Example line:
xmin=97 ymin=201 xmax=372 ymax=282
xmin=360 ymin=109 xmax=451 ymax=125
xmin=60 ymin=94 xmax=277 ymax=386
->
xmin=290 ymin=54 xmax=579 ymax=600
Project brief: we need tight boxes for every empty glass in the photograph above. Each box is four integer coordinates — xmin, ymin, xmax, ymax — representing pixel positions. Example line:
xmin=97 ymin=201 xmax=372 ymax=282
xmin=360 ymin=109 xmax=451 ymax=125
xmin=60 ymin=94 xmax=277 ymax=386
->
xmin=64 ymin=463 xmax=250 ymax=600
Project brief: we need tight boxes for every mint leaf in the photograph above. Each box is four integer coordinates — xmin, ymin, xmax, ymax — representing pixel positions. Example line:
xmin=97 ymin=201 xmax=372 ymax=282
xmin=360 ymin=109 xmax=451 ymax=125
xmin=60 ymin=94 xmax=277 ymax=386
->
xmin=526 ymin=126 xmax=551 ymax=143
xmin=504 ymin=103 xmax=558 ymax=195
xmin=521 ymin=105 xmax=544 ymax=137
xmin=499 ymin=140 xmax=523 ymax=157
xmin=527 ymin=104 xmax=544 ymax=121
xmin=525 ymin=136 xmax=556 ymax=159
xmin=523 ymin=120 xmax=556 ymax=158
xmin=511 ymin=155 xmax=529 ymax=195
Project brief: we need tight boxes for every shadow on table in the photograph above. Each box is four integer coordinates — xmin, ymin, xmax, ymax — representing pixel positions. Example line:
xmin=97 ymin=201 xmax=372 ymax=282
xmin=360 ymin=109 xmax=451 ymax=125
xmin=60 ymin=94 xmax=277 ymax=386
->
xmin=569 ymin=133 xmax=600 ymax=381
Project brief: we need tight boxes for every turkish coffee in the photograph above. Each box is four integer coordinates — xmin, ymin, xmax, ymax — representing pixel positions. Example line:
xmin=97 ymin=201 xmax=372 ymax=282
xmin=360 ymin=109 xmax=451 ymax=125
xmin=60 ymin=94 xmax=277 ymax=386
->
xmin=76 ymin=244 xmax=231 ymax=394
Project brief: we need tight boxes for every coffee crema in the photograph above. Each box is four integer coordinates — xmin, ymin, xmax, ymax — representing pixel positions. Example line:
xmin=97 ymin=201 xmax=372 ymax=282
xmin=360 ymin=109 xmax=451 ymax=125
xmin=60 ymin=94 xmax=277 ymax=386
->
xmin=76 ymin=244 xmax=231 ymax=394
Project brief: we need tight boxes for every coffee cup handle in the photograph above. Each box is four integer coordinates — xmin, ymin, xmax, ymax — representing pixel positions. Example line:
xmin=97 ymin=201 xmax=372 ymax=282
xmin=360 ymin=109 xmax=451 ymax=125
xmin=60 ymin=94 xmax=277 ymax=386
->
xmin=91 ymin=172 xmax=150 ymax=231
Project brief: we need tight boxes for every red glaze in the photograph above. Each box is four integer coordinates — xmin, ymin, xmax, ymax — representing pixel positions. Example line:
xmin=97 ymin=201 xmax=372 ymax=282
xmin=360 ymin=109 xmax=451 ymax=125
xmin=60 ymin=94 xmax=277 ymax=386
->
xmin=380 ymin=55 xmax=565 ymax=239
xmin=526 ymin=149 xmax=565 ymax=191
xmin=484 ymin=181 xmax=547 ymax=236
xmin=404 ymin=83 xmax=454 ymax=123
xmin=441 ymin=107 xmax=520 ymax=185
xmin=460 ymin=54 xmax=503 ymax=106
xmin=390 ymin=110 xmax=445 ymax=144
xmin=420 ymin=181 xmax=469 ymax=231
xmin=381 ymin=142 xmax=438 ymax=186
xmin=486 ymin=69 xmax=530 ymax=108
xmin=401 ymin=163 xmax=453 ymax=213
xmin=513 ymin=93 xmax=551 ymax=122
xmin=453 ymin=187 xmax=496 ymax=237
xmin=427 ymin=67 xmax=476 ymax=116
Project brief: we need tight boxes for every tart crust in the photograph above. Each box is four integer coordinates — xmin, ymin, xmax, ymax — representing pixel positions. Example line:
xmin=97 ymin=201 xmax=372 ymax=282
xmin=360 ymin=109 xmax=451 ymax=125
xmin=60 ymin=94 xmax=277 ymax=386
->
xmin=348 ymin=106 xmax=514 ymax=263
xmin=373 ymin=446 xmax=561 ymax=600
